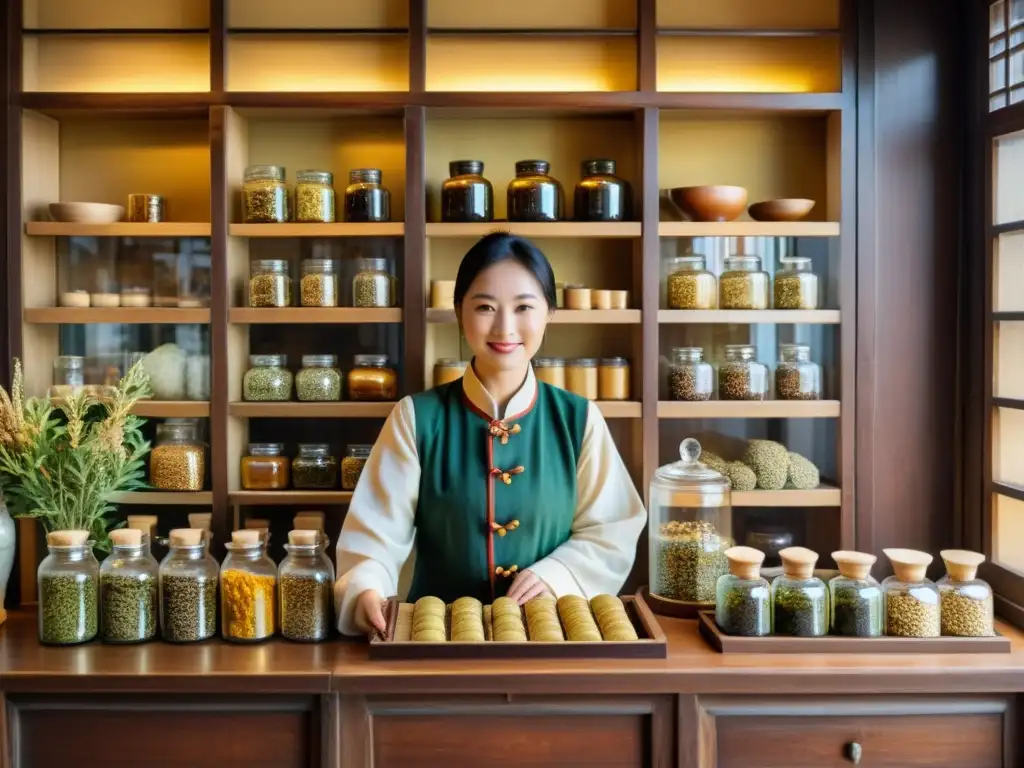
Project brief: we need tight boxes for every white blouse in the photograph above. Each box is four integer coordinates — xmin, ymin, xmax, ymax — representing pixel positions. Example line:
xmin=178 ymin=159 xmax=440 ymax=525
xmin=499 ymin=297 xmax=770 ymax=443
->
xmin=333 ymin=363 xmax=648 ymax=636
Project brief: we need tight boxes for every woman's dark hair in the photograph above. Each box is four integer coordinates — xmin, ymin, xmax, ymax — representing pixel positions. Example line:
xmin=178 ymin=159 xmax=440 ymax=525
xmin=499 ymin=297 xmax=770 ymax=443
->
xmin=453 ymin=232 xmax=557 ymax=308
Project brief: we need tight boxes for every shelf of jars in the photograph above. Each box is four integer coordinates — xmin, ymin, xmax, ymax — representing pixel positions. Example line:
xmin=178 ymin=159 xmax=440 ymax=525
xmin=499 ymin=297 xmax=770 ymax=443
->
xmin=229 ymin=223 xmax=405 ymax=238
xmin=426 ymin=222 xmax=641 ymax=238
xmin=132 ymin=400 xmax=210 ymax=418
xmin=229 ymin=402 xmax=396 ymax=418
xmin=23 ymin=308 xmax=212 ymax=324
xmin=229 ymin=308 xmax=402 ymax=324
xmin=658 ymin=310 xmax=841 ymax=325
xmin=109 ymin=491 xmax=214 ymax=506
xmin=426 ymin=308 xmax=641 ymax=324
xmin=25 ymin=222 xmax=213 ymax=237
xmin=657 ymin=401 xmax=840 ymax=419
xmin=228 ymin=491 xmax=354 ymax=506
xmin=658 ymin=222 xmax=840 ymax=238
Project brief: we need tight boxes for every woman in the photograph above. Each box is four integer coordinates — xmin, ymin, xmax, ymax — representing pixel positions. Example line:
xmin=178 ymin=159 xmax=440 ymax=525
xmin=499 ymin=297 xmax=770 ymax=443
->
xmin=334 ymin=232 xmax=647 ymax=636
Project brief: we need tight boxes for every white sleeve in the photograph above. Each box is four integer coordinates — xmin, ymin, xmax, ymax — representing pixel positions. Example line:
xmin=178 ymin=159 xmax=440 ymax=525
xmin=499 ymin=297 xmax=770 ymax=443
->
xmin=527 ymin=401 xmax=647 ymax=598
xmin=334 ymin=396 xmax=419 ymax=636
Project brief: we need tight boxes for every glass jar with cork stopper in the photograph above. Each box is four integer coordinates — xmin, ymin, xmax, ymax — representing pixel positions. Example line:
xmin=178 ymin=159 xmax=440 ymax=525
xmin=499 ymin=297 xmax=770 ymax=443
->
xmin=159 ymin=528 xmax=219 ymax=643
xmin=221 ymin=530 xmax=277 ymax=643
xmin=882 ymin=548 xmax=940 ymax=637
xmin=938 ymin=549 xmax=994 ymax=637
xmin=771 ymin=546 xmax=827 ymax=637
xmin=279 ymin=530 xmax=335 ymax=642
xmin=37 ymin=530 xmax=99 ymax=645
xmin=829 ymin=550 xmax=882 ymax=637
xmin=100 ymin=528 xmax=159 ymax=644
xmin=715 ymin=546 xmax=771 ymax=636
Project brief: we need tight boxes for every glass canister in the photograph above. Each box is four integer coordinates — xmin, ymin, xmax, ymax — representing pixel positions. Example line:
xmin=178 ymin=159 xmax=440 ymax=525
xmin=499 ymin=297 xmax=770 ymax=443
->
xmin=565 ymin=358 xmax=598 ymax=400
xmin=533 ymin=357 xmax=566 ymax=388
xmin=353 ymin=257 xmax=396 ymax=308
xmin=296 ymin=354 xmax=342 ymax=401
xmin=150 ymin=421 xmax=205 ymax=491
xmin=507 ymin=160 xmax=563 ymax=222
xmin=53 ymin=355 xmax=85 ymax=390
xmin=341 ymin=445 xmax=372 ymax=491
xmin=159 ymin=528 xmax=219 ymax=642
xmin=38 ymin=530 xmax=98 ymax=645
xmin=771 ymin=546 xmax=828 ymax=637
xmin=250 ymin=259 xmax=292 ymax=308
xmin=598 ymin=357 xmax=630 ymax=400
xmin=241 ymin=442 xmax=290 ymax=491
xmin=295 ymin=169 xmax=335 ymax=223
xmin=667 ymin=255 xmax=716 ymax=310
xmin=244 ymin=354 xmax=293 ymax=401
xmin=829 ymin=550 xmax=883 ymax=637
xmin=938 ymin=549 xmax=994 ymax=637
xmin=719 ymin=255 xmax=770 ymax=310
xmin=221 ymin=531 xmax=277 ymax=643
xmin=345 ymin=169 xmax=390 ymax=222
xmin=300 ymin=258 xmax=338 ymax=307
xmin=442 ymin=160 xmax=493 ymax=223
xmin=882 ymin=548 xmax=941 ymax=637
xmin=648 ymin=438 xmax=732 ymax=616
xmin=100 ymin=528 xmax=158 ymax=644
xmin=243 ymin=165 xmax=288 ymax=224
xmin=348 ymin=354 xmax=398 ymax=401
xmin=279 ymin=530 xmax=335 ymax=642
xmin=716 ymin=546 xmax=770 ymax=637
xmin=775 ymin=343 xmax=821 ymax=401
xmin=668 ymin=347 xmax=713 ymax=402
xmin=292 ymin=443 xmax=338 ymax=489
xmin=433 ymin=358 xmax=468 ymax=388
xmin=574 ymin=159 xmax=630 ymax=222
xmin=774 ymin=257 xmax=819 ymax=310
xmin=718 ymin=344 xmax=768 ymax=401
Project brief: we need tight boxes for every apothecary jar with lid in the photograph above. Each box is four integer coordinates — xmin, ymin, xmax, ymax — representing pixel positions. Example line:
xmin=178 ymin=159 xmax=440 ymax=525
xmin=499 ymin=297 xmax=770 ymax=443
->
xmin=647 ymin=438 xmax=733 ymax=617
xmin=279 ymin=530 xmax=335 ymax=642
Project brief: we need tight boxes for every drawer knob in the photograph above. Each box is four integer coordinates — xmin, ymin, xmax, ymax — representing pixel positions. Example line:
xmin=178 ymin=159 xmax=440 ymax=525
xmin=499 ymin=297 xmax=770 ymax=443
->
xmin=844 ymin=742 xmax=863 ymax=764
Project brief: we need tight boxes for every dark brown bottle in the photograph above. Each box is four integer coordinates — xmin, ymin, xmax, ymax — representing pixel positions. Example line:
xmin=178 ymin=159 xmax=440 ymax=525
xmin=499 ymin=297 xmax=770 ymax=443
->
xmin=574 ymin=159 xmax=631 ymax=222
xmin=345 ymin=169 xmax=390 ymax=223
xmin=441 ymin=160 xmax=493 ymax=222
xmin=507 ymin=160 xmax=563 ymax=222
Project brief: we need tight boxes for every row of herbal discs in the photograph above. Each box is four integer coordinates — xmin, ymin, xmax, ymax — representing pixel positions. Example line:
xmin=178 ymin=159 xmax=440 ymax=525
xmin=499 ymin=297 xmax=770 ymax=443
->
xmin=715 ymin=546 xmax=995 ymax=638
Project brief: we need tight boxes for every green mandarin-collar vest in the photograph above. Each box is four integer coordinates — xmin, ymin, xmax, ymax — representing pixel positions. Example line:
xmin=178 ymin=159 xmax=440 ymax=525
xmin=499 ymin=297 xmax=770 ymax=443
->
xmin=408 ymin=378 xmax=589 ymax=603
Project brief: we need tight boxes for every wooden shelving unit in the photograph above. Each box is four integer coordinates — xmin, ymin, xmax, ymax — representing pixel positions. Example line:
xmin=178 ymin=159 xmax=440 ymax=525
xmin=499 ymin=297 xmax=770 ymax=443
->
xmin=26 ymin=222 xmax=212 ymax=237
xmin=658 ymin=401 xmax=841 ymax=419
xmin=132 ymin=401 xmax=211 ymax=418
xmin=733 ymin=485 xmax=842 ymax=508
xmin=229 ymin=223 xmax=405 ymax=237
xmin=658 ymin=310 xmax=842 ymax=325
xmin=23 ymin=308 xmax=211 ymax=324
xmin=229 ymin=308 xmax=402 ymax=324
xmin=229 ymin=402 xmax=396 ymax=419
xmin=229 ymin=491 xmax=353 ymax=506
xmin=427 ymin=222 xmax=642 ymax=238
xmin=658 ymin=222 xmax=840 ymax=238
xmin=427 ymin=308 xmax=642 ymax=324
xmin=109 ymin=491 xmax=214 ymax=506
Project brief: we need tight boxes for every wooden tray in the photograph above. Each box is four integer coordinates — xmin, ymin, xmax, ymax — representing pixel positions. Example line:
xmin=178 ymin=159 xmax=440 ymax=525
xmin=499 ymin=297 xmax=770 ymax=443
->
xmin=698 ymin=611 xmax=1013 ymax=654
xmin=369 ymin=593 xmax=667 ymax=660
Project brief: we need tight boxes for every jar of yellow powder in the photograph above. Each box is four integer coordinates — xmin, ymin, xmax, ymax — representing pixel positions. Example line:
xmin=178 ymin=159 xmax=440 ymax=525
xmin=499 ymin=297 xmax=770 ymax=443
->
xmin=220 ymin=530 xmax=277 ymax=643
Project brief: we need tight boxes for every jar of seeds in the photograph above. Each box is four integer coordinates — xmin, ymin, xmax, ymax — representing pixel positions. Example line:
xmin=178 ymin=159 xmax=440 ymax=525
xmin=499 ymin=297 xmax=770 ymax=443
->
xmin=292 ymin=443 xmax=339 ymax=489
xmin=244 ymin=354 xmax=293 ymax=401
xmin=348 ymin=354 xmax=398 ymax=401
xmin=719 ymin=255 xmax=769 ymax=310
xmin=37 ymin=530 xmax=98 ymax=645
xmin=774 ymin=257 xmax=819 ymax=310
xmin=716 ymin=546 xmax=771 ymax=636
xmin=221 ymin=530 xmax=277 ymax=643
xmin=249 ymin=259 xmax=292 ymax=308
xmin=243 ymin=165 xmax=288 ymax=224
xmin=938 ymin=549 xmax=994 ymax=637
xmin=668 ymin=347 xmax=713 ymax=401
xmin=882 ymin=548 xmax=940 ymax=637
xmin=353 ymin=257 xmax=395 ymax=308
xmin=241 ymin=443 xmax=290 ymax=491
xmin=771 ymin=546 xmax=828 ymax=637
xmin=666 ymin=255 xmax=716 ymax=310
xmin=345 ymin=169 xmax=390 ymax=222
xmin=341 ymin=444 xmax=372 ymax=490
xmin=295 ymin=169 xmax=335 ymax=223
xmin=279 ymin=530 xmax=335 ymax=642
xmin=829 ymin=550 xmax=882 ymax=637
xmin=300 ymin=258 xmax=338 ymax=307
xmin=150 ymin=421 xmax=205 ymax=491
xmin=296 ymin=354 xmax=342 ymax=401
xmin=100 ymin=528 xmax=158 ymax=644
xmin=775 ymin=343 xmax=821 ymax=401
xmin=159 ymin=528 xmax=218 ymax=643
xmin=718 ymin=344 xmax=768 ymax=401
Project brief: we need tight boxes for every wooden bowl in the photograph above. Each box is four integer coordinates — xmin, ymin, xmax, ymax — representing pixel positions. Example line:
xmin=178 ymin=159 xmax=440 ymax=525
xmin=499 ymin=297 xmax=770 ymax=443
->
xmin=669 ymin=186 xmax=748 ymax=222
xmin=748 ymin=198 xmax=816 ymax=222
xmin=48 ymin=202 xmax=124 ymax=224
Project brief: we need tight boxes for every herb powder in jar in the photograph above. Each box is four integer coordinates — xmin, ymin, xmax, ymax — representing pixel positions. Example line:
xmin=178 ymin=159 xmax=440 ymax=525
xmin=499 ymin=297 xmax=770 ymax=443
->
xmin=101 ymin=573 xmax=157 ymax=643
xmin=161 ymin=574 xmax=217 ymax=642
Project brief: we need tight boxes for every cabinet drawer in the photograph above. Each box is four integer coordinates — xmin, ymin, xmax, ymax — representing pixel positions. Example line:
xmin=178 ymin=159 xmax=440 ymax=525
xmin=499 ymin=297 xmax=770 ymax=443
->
xmin=716 ymin=713 xmax=1004 ymax=768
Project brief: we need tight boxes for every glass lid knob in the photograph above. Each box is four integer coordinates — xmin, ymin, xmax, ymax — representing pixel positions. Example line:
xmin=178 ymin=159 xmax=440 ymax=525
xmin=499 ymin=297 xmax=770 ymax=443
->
xmin=680 ymin=437 xmax=702 ymax=465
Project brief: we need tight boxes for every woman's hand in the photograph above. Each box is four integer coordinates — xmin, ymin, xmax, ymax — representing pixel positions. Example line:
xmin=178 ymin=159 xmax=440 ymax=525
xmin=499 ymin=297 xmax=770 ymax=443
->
xmin=506 ymin=569 xmax=553 ymax=605
xmin=354 ymin=589 xmax=388 ymax=635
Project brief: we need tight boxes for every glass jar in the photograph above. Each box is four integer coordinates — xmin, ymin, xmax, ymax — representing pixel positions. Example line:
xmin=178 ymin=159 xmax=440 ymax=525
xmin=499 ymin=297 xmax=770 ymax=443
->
xmin=345 ymin=169 xmax=390 ymax=222
xmin=771 ymin=547 xmax=828 ymax=637
xmin=279 ymin=532 xmax=335 ymax=642
xmin=353 ymin=257 xmax=395 ymax=308
xmin=221 ymin=534 xmax=277 ymax=643
xmin=186 ymin=354 xmax=211 ymax=400
xmin=648 ymin=438 xmax=732 ymax=615
xmin=341 ymin=445 xmax=372 ymax=491
xmin=292 ymin=443 xmax=338 ymax=489
xmin=348 ymin=354 xmax=398 ymax=401
xmin=250 ymin=259 xmax=292 ymax=308
xmin=295 ymin=169 xmax=335 ymax=223
xmin=938 ymin=549 xmax=994 ymax=637
xmin=50 ymin=355 xmax=85 ymax=399
xmin=667 ymin=255 xmax=716 ymax=310
xmin=243 ymin=164 xmax=288 ymax=224
xmin=882 ymin=548 xmax=941 ymax=637
xmin=150 ymin=421 xmax=205 ymax=491
xmin=668 ymin=347 xmax=713 ymax=402
xmin=829 ymin=550 xmax=883 ymax=637
xmin=716 ymin=546 xmax=770 ymax=637
xmin=598 ymin=357 xmax=630 ymax=400
xmin=718 ymin=345 xmax=768 ymax=401
xmin=296 ymin=354 xmax=342 ymax=401
xmin=244 ymin=354 xmax=293 ymax=401
xmin=100 ymin=533 xmax=159 ymax=643
xmin=38 ymin=532 xmax=99 ymax=645
xmin=433 ymin=358 xmax=468 ymax=388
xmin=574 ymin=159 xmax=630 ymax=222
xmin=775 ymin=343 xmax=821 ymax=401
xmin=774 ymin=257 xmax=819 ymax=310
xmin=159 ymin=529 xmax=219 ymax=642
xmin=300 ymin=258 xmax=338 ymax=307
xmin=442 ymin=160 xmax=493 ymax=223
xmin=533 ymin=357 xmax=566 ymax=388
xmin=507 ymin=160 xmax=563 ymax=222
xmin=719 ymin=255 xmax=770 ymax=310
xmin=241 ymin=442 xmax=290 ymax=491
xmin=565 ymin=358 xmax=598 ymax=400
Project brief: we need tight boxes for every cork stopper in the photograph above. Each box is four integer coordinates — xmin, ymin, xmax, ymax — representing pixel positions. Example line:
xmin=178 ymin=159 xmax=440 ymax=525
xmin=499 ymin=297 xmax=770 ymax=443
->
xmin=293 ymin=511 xmax=325 ymax=531
xmin=884 ymin=548 xmax=933 ymax=582
xmin=288 ymin=529 xmax=318 ymax=546
xmin=940 ymin=549 xmax=986 ymax=582
xmin=110 ymin=528 xmax=143 ymax=546
xmin=231 ymin=529 xmax=261 ymax=546
xmin=46 ymin=530 xmax=89 ymax=547
xmin=169 ymin=528 xmax=203 ymax=546
xmin=188 ymin=512 xmax=211 ymax=530
xmin=779 ymin=546 xmax=819 ymax=579
xmin=725 ymin=546 xmax=765 ymax=580
xmin=832 ymin=550 xmax=877 ymax=580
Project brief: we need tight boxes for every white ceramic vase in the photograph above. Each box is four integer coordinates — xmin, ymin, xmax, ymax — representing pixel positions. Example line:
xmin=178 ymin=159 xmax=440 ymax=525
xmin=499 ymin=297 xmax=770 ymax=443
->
xmin=0 ymin=496 xmax=15 ymax=625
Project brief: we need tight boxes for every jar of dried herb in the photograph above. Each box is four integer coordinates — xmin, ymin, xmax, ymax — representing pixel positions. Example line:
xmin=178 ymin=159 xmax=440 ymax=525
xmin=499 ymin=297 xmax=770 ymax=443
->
xmin=938 ymin=549 xmax=994 ymax=637
xmin=352 ymin=257 xmax=395 ymax=308
xmin=829 ymin=550 xmax=882 ymax=637
xmin=249 ymin=259 xmax=292 ymax=308
xmin=100 ymin=528 xmax=158 ymax=644
xmin=442 ymin=160 xmax=493 ymax=223
xmin=37 ymin=530 xmax=98 ymax=645
xmin=159 ymin=528 xmax=218 ymax=643
xmin=300 ymin=258 xmax=338 ymax=307
xmin=715 ymin=546 xmax=771 ymax=636
xmin=341 ymin=444 xmax=372 ymax=490
xmin=771 ymin=546 xmax=828 ymax=637
xmin=279 ymin=530 xmax=335 ymax=642
xmin=221 ymin=530 xmax=277 ymax=643
xmin=292 ymin=443 xmax=339 ymax=489
xmin=295 ymin=169 xmax=335 ymax=223
xmin=574 ymin=159 xmax=630 ymax=222
xmin=345 ymin=169 xmax=390 ymax=222
xmin=666 ymin=255 xmax=716 ymax=310
xmin=882 ymin=548 xmax=940 ymax=637
xmin=775 ymin=343 xmax=821 ymax=401
xmin=150 ymin=421 xmax=205 ymax=491
xmin=243 ymin=165 xmax=288 ymax=224
xmin=774 ymin=257 xmax=819 ymax=310
xmin=668 ymin=347 xmax=713 ymax=401
xmin=241 ymin=443 xmax=290 ymax=491
xmin=719 ymin=255 xmax=769 ymax=310
xmin=348 ymin=354 xmax=398 ymax=401
xmin=718 ymin=344 xmax=768 ymax=401
xmin=244 ymin=354 xmax=293 ymax=402
xmin=507 ymin=160 xmax=563 ymax=222
xmin=296 ymin=354 xmax=342 ymax=401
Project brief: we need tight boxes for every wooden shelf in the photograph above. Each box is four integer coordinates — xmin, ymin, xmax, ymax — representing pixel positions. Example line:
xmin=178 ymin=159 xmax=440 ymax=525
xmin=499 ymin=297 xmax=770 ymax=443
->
xmin=732 ymin=485 xmax=841 ymax=507
xmin=24 ymin=308 xmax=210 ymax=324
xmin=25 ymin=222 xmax=212 ymax=237
xmin=109 ymin=491 xmax=213 ymax=505
xmin=229 ymin=308 xmax=402 ymax=324
xmin=994 ymin=482 xmax=1024 ymax=503
xmin=427 ymin=308 xmax=641 ymax=324
xmin=229 ymin=491 xmax=353 ymax=506
xmin=658 ymin=221 xmax=840 ymax=238
xmin=229 ymin=223 xmax=405 ymax=237
xmin=229 ymin=402 xmax=396 ymax=418
xmin=132 ymin=401 xmax=210 ymax=418
xmin=994 ymin=397 xmax=1024 ymax=411
xmin=426 ymin=222 xmax=641 ymax=238
xmin=596 ymin=401 xmax=642 ymax=418
xmin=658 ymin=309 xmax=841 ymax=324
xmin=658 ymin=401 xmax=841 ymax=419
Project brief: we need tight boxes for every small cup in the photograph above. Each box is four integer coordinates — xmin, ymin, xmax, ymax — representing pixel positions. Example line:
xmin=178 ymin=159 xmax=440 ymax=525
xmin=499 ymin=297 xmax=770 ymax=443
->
xmin=564 ymin=285 xmax=592 ymax=310
xmin=430 ymin=279 xmax=456 ymax=309
xmin=610 ymin=290 xmax=629 ymax=309
xmin=127 ymin=194 xmax=164 ymax=223
xmin=592 ymin=289 xmax=612 ymax=310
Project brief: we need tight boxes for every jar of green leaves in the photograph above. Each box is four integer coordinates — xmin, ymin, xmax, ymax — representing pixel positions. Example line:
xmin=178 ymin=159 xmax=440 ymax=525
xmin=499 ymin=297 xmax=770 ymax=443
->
xmin=715 ymin=546 xmax=770 ymax=636
xmin=829 ymin=550 xmax=882 ymax=637
xmin=771 ymin=546 xmax=828 ymax=637
xmin=38 ymin=530 xmax=99 ymax=645
xmin=100 ymin=528 xmax=158 ymax=643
